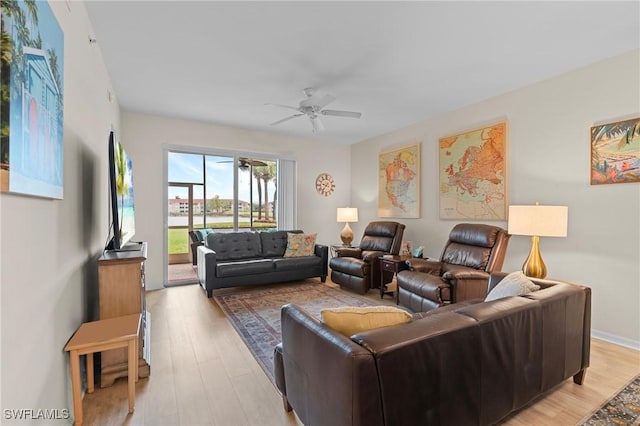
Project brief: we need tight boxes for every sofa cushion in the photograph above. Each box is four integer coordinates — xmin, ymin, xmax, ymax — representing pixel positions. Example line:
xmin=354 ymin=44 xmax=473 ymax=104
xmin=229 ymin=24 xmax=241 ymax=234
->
xmin=485 ymin=271 xmax=540 ymax=301
xmin=284 ymin=233 xmax=317 ymax=257
xmin=320 ymin=306 xmax=412 ymax=336
xmin=259 ymin=230 xmax=304 ymax=257
xmin=273 ymin=256 xmax=322 ymax=272
xmin=206 ymin=232 xmax=262 ymax=261
xmin=216 ymin=259 xmax=274 ymax=277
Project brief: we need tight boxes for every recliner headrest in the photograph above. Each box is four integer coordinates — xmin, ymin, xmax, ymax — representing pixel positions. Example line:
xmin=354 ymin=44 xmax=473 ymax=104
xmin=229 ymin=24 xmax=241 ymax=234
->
xmin=363 ymin=221 xmax=400 ymax=238
xmin=449 ymin=223 xmax=503 ymax=248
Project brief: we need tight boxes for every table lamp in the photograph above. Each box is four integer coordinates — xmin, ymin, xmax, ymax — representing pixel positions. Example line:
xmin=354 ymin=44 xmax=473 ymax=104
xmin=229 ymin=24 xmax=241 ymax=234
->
xmin=336 ymin=207 xmax=358 ymax=246
xmin=508 ymin=203 xmax=568 ymax=279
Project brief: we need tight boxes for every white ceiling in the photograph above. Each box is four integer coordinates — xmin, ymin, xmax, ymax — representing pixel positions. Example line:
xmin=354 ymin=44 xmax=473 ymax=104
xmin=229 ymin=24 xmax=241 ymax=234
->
xmin=84 ymin=1 xmax=640 ymax=145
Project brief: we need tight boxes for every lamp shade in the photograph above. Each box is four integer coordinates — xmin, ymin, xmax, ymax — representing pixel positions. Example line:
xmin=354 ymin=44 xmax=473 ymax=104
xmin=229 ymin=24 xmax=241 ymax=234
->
xmin=508 ymin=205 xmax=568 ymax=237
xmin=337 ymin=207 xmax=358 ymax=223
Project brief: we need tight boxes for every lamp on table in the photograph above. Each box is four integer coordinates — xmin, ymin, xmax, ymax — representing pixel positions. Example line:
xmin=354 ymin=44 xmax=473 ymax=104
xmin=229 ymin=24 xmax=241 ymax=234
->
xmin=508 ymin=203 xmax=568 ymax=279
xmin=336 ymin=207 xmax=358 ymax=246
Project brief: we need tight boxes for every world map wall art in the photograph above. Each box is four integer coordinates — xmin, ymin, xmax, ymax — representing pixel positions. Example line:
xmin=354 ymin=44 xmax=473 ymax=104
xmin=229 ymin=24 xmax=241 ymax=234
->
xmin=439 ymin=121 xmax=507 ymax=220
xmin=378 ymin=143 xmax=420 ymax=218
xmin=590 ymin=117 xmax=640 ymax=185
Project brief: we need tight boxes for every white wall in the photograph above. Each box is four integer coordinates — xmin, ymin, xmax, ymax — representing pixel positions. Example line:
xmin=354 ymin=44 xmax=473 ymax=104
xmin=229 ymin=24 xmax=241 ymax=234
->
xmin=0 ymin=1 xmax=120 ymax=421
xmin=351 ymin=49 xmax=640 ymax=348
xmin=121 ymin=112 xmax=351 ymax=290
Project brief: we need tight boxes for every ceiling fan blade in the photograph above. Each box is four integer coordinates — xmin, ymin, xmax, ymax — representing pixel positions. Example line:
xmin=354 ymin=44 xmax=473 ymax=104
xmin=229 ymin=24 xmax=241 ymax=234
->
xmin=310 ymin=116 xmax=324 ymax=133
xmin=241 ymin=158 xmax=268 ymax=167
xmin=265 ymin=103 xmax=301 ymax=112
xmin=321 ymin=109 xmax=362 ymax=119
xmin=270 ymin=113 xmax=304 ymax=126
xmin=300 ymin=92 xmax=336 ymax=109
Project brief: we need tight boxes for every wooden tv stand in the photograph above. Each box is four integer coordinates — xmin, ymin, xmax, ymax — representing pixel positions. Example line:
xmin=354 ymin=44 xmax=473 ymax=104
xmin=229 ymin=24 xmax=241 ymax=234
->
xmin=98 ymin=241 xmax=150 ymax=387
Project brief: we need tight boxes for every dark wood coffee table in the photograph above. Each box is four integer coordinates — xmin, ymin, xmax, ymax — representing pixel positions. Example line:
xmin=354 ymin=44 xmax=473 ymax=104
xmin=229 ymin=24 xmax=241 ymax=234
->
xmin=379 ymin=255 xmax=411 ymax=301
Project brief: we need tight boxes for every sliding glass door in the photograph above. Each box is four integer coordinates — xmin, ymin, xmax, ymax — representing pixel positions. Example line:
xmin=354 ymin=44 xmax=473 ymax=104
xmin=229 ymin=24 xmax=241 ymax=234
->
xmin=166 ymin=150 xmax=285 ymax=284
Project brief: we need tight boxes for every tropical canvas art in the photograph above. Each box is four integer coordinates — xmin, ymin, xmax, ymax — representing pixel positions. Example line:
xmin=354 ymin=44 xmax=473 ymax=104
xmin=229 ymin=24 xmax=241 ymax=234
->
xmin=378 ymin=143 xmax=420 ymax=218
xmin=439 ymin=121 xmax=507 ymax=220
xmin=1 ymin=1 xmax=64 ymax=198
xmin=590 ymin=117 xmax=640 ymax=185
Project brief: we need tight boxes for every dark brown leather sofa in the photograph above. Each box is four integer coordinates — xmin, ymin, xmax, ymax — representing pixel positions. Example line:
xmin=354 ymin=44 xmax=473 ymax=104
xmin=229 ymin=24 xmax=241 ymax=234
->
xmin=274 ymin=272 xmax=591 ymax=426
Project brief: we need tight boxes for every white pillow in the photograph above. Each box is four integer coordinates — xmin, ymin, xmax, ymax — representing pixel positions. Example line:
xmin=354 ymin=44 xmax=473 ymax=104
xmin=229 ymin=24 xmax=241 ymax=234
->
xmin=485 ymin=271 xmax=540 ymax=302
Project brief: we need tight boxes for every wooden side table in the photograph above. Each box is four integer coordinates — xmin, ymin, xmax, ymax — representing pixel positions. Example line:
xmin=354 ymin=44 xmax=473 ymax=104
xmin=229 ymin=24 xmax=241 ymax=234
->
xmin=64 ymin=314 xmax=141 ymax=426
xmin=379 ymin=255 xmax=411 ymax=300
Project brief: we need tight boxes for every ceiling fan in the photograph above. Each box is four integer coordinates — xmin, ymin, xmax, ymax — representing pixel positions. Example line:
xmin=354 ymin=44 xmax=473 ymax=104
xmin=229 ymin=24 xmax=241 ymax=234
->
xmin=218 ymin=157 xmax=268 ymax=170
xmin=268 ymin=88 xmax=362 ymax=133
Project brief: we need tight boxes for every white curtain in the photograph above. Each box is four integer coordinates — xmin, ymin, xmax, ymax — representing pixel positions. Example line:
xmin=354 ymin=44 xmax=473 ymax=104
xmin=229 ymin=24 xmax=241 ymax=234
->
xmin=277 ymin=159 xmax=296 ymax=230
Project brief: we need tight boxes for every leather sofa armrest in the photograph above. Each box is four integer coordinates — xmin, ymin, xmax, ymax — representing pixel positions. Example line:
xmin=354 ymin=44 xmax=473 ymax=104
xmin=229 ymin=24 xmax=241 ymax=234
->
xmin=336 ymin=247 xmax=362 ymax=258
xmin=443 ymin=266 xmax=490 ymax=302
xmin=361 ymin=251 xmax=387 ymax=262
xmin=442 ymin=268 xmax=489 ymax=281
xmin=407 ymin=258 xmax=442 ymax=274
xmin=274 ymin=343 xmax=292 ymax=412
xmin=314 ymin=244 xmax=329 ymax=275
xmin=274 ymin=343 xmax=287 ymax=396
xmin=196 ymin=245 xmax=217 ymax=292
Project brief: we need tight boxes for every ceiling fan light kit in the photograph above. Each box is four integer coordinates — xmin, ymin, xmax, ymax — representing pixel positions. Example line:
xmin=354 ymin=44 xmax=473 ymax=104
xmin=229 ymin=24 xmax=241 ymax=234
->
xmin=268 ymin=88 xmax=362 ymax=132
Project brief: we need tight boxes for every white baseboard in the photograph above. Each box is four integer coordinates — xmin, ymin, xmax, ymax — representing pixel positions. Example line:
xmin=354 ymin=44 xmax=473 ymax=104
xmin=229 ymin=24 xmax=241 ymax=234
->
xmin=591 ymin=329 xmax=640 ymax=351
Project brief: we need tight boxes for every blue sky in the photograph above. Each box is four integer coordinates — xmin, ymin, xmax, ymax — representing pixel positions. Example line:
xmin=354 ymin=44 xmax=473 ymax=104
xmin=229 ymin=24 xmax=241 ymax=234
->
xmin=167 ymin=152 xmax=276 ymax=204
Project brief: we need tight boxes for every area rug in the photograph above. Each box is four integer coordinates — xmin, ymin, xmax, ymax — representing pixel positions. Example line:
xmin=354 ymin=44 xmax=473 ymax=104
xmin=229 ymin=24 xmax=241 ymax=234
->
xmin=581 ymin=374 xmax=640 ymax=425
xmin=213 ymin=281 xmax=379 ymax=383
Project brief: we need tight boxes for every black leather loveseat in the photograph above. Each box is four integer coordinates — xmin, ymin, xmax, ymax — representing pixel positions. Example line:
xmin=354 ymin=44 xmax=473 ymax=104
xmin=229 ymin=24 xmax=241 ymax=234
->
xmin=197 ymin=230 xmax=328 ymax=297
xmin=274 ymin=272 xmax=591 ymax=426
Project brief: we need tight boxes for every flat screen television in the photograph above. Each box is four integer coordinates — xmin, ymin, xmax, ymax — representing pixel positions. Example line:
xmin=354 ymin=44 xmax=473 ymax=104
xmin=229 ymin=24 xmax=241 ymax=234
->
xmin=106 ymin=131 xmax=137 ymax=251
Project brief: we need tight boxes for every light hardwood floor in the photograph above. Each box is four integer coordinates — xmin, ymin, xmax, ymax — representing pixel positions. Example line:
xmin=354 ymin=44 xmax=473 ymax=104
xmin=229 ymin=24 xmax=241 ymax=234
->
xmin=82 ymin=280 xmax=640 ymax=426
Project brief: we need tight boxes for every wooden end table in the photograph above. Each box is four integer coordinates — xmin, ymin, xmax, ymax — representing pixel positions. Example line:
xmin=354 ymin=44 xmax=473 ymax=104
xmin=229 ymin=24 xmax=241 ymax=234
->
xmin=64 ymin=314 xmax=141 ymax=425
xmin=379 ymin=255 xmax=411 ymax=301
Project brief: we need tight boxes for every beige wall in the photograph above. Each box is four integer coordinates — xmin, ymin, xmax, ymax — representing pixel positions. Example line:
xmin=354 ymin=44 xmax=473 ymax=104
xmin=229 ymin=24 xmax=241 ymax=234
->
xmin=0 ymin=1 xmax=120 ymax=418
xmin=121 ymin=112 xmax=352 ymax=290
xmin=351 ymin=49 xmax=640 ymax=348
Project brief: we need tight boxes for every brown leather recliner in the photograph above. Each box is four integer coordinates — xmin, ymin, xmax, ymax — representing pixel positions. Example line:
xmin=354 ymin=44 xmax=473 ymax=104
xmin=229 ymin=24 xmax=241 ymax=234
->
xmin=329 ymin=221 xmax=405 ymax=294
xmin=397 ymin=223 xmax=510 ymax=311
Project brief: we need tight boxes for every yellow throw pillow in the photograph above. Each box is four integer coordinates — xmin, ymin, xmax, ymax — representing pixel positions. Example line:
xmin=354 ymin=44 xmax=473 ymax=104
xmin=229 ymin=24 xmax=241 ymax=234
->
xmin=321 ymin=306 xmax=412 ymax=336
xmin=283 ymin=233 xmax=317 ymax=257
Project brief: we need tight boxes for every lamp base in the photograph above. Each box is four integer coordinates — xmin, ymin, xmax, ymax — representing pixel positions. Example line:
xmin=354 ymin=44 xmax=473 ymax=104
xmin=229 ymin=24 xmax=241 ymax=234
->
xmin=522 ymin=235 xmax=547 ymax=279
xmin=340 ymin=223 xmax=354 ymax=246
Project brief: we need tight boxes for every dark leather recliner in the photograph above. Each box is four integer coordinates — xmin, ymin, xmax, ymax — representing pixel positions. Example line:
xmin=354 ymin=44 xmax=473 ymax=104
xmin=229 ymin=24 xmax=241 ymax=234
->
xmin=397 ymin=223 xmax=510 ymax=312
xmin=329 ymin=221 xmax=405 ymax=294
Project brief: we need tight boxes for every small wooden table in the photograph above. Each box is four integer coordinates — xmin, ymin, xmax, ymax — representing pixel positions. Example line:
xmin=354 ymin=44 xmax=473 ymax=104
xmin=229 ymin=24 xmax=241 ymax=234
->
xmin=379 ymin=255 xmax=411 ymax=301
xmin=64 ymin=314 xmax=141 ymax=426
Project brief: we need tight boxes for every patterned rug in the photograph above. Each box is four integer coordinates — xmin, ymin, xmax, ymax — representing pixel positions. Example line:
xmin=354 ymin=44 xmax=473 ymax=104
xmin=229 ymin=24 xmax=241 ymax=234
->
xmin=581 ymin=374 xmax=640 ymax=425
xmin=213 ymin=281 xmax=379 ymax=383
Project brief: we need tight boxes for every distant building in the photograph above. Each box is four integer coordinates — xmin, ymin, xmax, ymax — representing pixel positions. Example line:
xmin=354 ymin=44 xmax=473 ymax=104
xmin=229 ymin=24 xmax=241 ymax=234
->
xmin=168 ymin=198 xmax=250 ymax=215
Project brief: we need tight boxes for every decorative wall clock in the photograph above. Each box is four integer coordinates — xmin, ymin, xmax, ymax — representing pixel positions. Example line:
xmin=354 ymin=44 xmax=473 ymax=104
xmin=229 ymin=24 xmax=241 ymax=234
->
xmin=315 ymin=173 xmax=335 ymax=196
